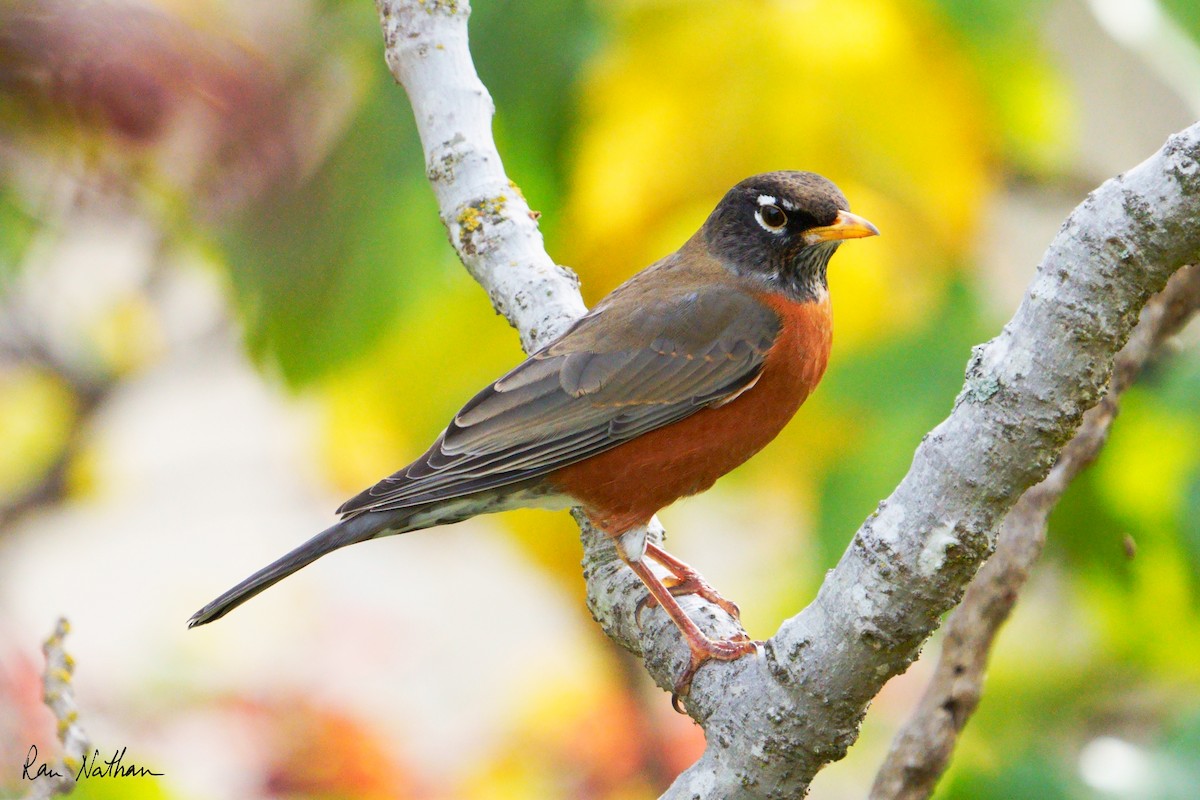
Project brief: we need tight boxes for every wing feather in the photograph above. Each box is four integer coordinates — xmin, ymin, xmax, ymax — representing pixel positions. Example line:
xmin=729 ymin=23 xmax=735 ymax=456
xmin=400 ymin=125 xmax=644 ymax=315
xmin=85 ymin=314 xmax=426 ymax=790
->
xmin=336 ymin=262 xmax=780 ymax=518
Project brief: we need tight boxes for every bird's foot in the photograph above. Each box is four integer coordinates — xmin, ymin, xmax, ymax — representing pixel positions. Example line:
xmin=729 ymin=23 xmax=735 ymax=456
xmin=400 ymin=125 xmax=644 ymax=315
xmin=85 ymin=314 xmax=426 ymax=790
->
xmin=671 ymin=635 xmax=760 ymax=713
xmin=613 ymin=540 xmax=757 ymax=712
xmin=635 ymin=572 xmax=742 ymax=627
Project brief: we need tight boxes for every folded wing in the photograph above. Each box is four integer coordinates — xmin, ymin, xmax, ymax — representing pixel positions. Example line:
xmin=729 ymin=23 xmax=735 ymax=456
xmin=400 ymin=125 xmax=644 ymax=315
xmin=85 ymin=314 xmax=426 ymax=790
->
xmin=337 ymin=269 xmax=779 ymax=517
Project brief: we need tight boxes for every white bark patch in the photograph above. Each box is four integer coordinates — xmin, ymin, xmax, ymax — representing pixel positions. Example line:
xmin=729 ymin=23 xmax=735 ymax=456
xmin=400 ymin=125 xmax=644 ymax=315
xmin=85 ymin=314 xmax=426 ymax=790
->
xmin=918 ymin=523 xmax=960 ymax=577
xmin=851 ymin=582 xmax=872 ymax=618
xmin=870 ymin=501 xmax=907 ymax=544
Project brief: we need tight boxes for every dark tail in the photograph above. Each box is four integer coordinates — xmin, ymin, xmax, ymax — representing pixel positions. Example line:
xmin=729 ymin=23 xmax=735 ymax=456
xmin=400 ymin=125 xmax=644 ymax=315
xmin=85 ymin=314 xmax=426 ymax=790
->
xmin=188 ymin=512 xmax=393 ymax=628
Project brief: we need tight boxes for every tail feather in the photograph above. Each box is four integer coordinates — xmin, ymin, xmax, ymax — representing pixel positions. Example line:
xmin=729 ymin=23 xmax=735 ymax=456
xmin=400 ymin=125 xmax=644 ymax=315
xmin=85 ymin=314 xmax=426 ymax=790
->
xmin=188 ymin=512 xmax=391 ymax=628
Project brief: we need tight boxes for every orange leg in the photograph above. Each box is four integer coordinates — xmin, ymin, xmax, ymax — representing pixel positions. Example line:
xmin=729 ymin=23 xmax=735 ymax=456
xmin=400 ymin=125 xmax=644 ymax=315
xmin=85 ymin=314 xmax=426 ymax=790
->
xmin=638 ymin=542 xmax=742 ymax=621
xmin=613 ymin=529 xmax=757 ymax=708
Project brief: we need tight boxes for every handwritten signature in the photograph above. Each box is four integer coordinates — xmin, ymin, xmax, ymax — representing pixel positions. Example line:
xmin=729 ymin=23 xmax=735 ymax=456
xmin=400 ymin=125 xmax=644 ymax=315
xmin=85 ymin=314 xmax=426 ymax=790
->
xmin=22 ymin=744 xmax=163 ymax=781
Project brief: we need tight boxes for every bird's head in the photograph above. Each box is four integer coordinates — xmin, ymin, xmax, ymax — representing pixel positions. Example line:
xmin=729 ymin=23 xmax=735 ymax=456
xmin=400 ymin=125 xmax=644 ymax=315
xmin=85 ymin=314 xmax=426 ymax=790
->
xmin=701 ymin=171 xmax=879 ymax=302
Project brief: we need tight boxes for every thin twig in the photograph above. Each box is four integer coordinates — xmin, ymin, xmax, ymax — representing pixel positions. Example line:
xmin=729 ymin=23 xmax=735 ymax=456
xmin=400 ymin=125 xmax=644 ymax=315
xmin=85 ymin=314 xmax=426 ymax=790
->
xmin=870 ymin=263 xmax=1200 ymax=800
xmin=21 ymin=618 xmax=90 ymax=800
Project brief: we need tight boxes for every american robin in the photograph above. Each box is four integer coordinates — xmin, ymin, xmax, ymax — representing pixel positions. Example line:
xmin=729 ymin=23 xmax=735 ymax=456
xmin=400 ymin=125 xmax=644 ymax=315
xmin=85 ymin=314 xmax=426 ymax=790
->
xmin=189 ymin=171 xmax=878 ymax=700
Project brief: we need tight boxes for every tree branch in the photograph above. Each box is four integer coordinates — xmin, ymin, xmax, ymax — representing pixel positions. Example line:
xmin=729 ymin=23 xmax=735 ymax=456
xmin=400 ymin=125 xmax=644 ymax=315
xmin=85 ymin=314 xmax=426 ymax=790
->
xmin=374 ymin=0 xmax=586 ymax=352
xmin=22 ymin=618 xmax=90 ymax=800
xmin=659 ymin=131 xmax=1200 ymax=798
xmin=373 ymin=2 xmax=1200 ymax=795
xmin=870 ymin=263 xmax=1200 ymax=800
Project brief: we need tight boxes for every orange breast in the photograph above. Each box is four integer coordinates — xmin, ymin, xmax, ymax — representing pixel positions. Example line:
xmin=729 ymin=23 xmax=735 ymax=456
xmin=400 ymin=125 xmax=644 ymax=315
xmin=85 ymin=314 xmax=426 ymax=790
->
xmin=549 ymin=292 xmax=832 ymax=533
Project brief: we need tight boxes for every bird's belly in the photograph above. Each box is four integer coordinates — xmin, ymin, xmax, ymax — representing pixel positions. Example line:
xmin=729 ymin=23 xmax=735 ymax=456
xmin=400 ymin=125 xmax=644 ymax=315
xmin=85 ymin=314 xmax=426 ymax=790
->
xmin=396 ymin=485 xmax=574 ymax=533
xmin=550 ymin=294 xmax=831 ymax=533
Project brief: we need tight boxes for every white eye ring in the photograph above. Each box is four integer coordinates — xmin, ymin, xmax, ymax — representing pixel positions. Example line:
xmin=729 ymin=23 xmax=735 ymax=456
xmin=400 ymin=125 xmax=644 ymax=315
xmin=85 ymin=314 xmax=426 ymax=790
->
xmin=755 ymin=203 xmax=788 ymax=234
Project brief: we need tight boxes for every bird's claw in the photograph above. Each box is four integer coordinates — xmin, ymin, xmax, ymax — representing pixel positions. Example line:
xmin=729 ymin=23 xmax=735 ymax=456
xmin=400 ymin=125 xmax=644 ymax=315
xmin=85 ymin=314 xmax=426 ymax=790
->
xmin=670 ymin=636 xmax=760 ymax=713
xmin=635 ymin=592 xmax=654 ymax=629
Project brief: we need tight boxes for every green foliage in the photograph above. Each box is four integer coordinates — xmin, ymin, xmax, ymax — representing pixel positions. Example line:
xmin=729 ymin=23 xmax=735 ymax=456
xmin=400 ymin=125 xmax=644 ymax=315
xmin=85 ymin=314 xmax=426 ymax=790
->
xmin=815 ymin=278 xmax=994 ymax=568
xmin=936 ymin=706 xmax=1200 ymax=800
xmin=219 ymin=0 xmax=602 ymax=387
xmin=66 ymin=757 xmax=172 ymax=800
xmin=1160 ymin=0 xmax=1200 ymax=45
xmin=471 ymin=0 xmax=602 ymax=237
xmin=926 ymin=0 xmax=1072 ymax=174
xmin=937 ymin=745 xmax=1076 ymax=800
xmin=0 ymin=183 xmax=39 ymax=278
xmin=929 ymin=0 xmax=1051 ymax=40
xmin=1049 ymin=348 xmax=1200 ymax=592
xmin=1046 ymin=468 xmax=1134 ymax=582
xmin=1 ymin=2 xmax=1197 ymax=796
xmin=220 ymin=72 xmax=443 ymax=387
xmin=1160 ymin=711 xmax=1200 ymax=793
xmin=1184 ymin=467 xmax=1200 ymax=591
xmin=1154 ymin=353 xmax=1200 ymax=589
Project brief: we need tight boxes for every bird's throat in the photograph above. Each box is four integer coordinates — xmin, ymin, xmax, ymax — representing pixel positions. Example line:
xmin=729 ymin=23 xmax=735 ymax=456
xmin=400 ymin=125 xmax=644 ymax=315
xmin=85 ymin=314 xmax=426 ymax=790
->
xmin=773 ymin=242 xmax=836 ymax=304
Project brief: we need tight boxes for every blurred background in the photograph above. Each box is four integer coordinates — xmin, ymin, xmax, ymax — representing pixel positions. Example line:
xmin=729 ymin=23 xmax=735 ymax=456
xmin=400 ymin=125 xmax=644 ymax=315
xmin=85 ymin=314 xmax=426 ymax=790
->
xmin=0 ymin=0 xmax=1198 ymax=797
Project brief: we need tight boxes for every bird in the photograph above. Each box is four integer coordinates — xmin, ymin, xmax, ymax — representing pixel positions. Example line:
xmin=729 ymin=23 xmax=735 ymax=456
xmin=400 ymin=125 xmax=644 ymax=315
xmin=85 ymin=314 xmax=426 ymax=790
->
xmin=189 ymin=170 xmax=878 ymax=702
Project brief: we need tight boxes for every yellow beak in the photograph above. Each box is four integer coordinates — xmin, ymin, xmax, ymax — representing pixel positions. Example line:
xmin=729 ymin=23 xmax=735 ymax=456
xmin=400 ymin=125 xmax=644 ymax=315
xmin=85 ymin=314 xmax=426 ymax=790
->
xmin=802 ymin=210 xmax=880 ymax=246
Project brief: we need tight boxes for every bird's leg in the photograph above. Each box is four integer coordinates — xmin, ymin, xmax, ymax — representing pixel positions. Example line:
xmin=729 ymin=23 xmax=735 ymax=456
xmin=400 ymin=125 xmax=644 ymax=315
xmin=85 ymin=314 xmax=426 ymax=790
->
xmin=638 ymin=542 xmax=742 ymax=621
xmin=613 ymin=526 xmax=758 ymax=707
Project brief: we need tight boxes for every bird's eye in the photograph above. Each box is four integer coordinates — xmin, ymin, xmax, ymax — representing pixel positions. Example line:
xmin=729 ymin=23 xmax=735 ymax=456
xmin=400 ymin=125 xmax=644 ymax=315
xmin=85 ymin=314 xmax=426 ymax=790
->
xmin=757 ymin=203 xmax=788 ymax=232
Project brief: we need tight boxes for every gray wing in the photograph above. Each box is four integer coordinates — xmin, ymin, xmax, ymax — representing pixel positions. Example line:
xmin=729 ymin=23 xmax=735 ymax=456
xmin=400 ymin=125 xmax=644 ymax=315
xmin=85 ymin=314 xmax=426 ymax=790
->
xmin=336 ymin=272 xmax=779 ymax=517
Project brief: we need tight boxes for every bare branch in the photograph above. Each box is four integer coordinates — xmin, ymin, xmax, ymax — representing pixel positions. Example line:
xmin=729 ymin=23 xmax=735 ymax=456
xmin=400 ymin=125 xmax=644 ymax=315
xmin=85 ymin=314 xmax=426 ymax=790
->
xmin=870 ymin=263 xmax=1200 ymax=800
xmin=374 ymin=0 xmax=586 ymax=352
xmin=372 ymin=3 xmax=1200 ymax=795
xmin=21 ymin=618 xmax=90 ymax=799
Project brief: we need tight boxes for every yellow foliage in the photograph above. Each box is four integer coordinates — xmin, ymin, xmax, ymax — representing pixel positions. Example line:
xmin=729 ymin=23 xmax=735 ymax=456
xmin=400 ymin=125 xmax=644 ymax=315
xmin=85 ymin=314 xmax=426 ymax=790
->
xmin=1095 ymin=399 xmax=1198 ymax=530
xmin=320 ymin=272 xmax=526 ymax=493
xmin=562 ymin=0 xmax=995 ymax=351
xmin=89 ymin=293 xmax=163 ymax=375
xmin=460 ymin=677 xmax=689 ymax=800
xmin=503 ymin=507 xmax=592 ymax=598
xmin=987 ymin=50 xmax=1074 ymax=175
xmin=1084 ymin=547 xmax=1200 ymax=680
xmin=0 ymin=367 xmax=76 ymax=498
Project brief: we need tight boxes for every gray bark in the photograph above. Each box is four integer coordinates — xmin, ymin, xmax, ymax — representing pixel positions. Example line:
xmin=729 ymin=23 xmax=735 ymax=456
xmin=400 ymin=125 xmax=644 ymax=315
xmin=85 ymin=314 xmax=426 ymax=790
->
xmin=868 ymin=264 xmax=1200 ymax=800
xmin=22 ymin=618 xmax=89 ymax=800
